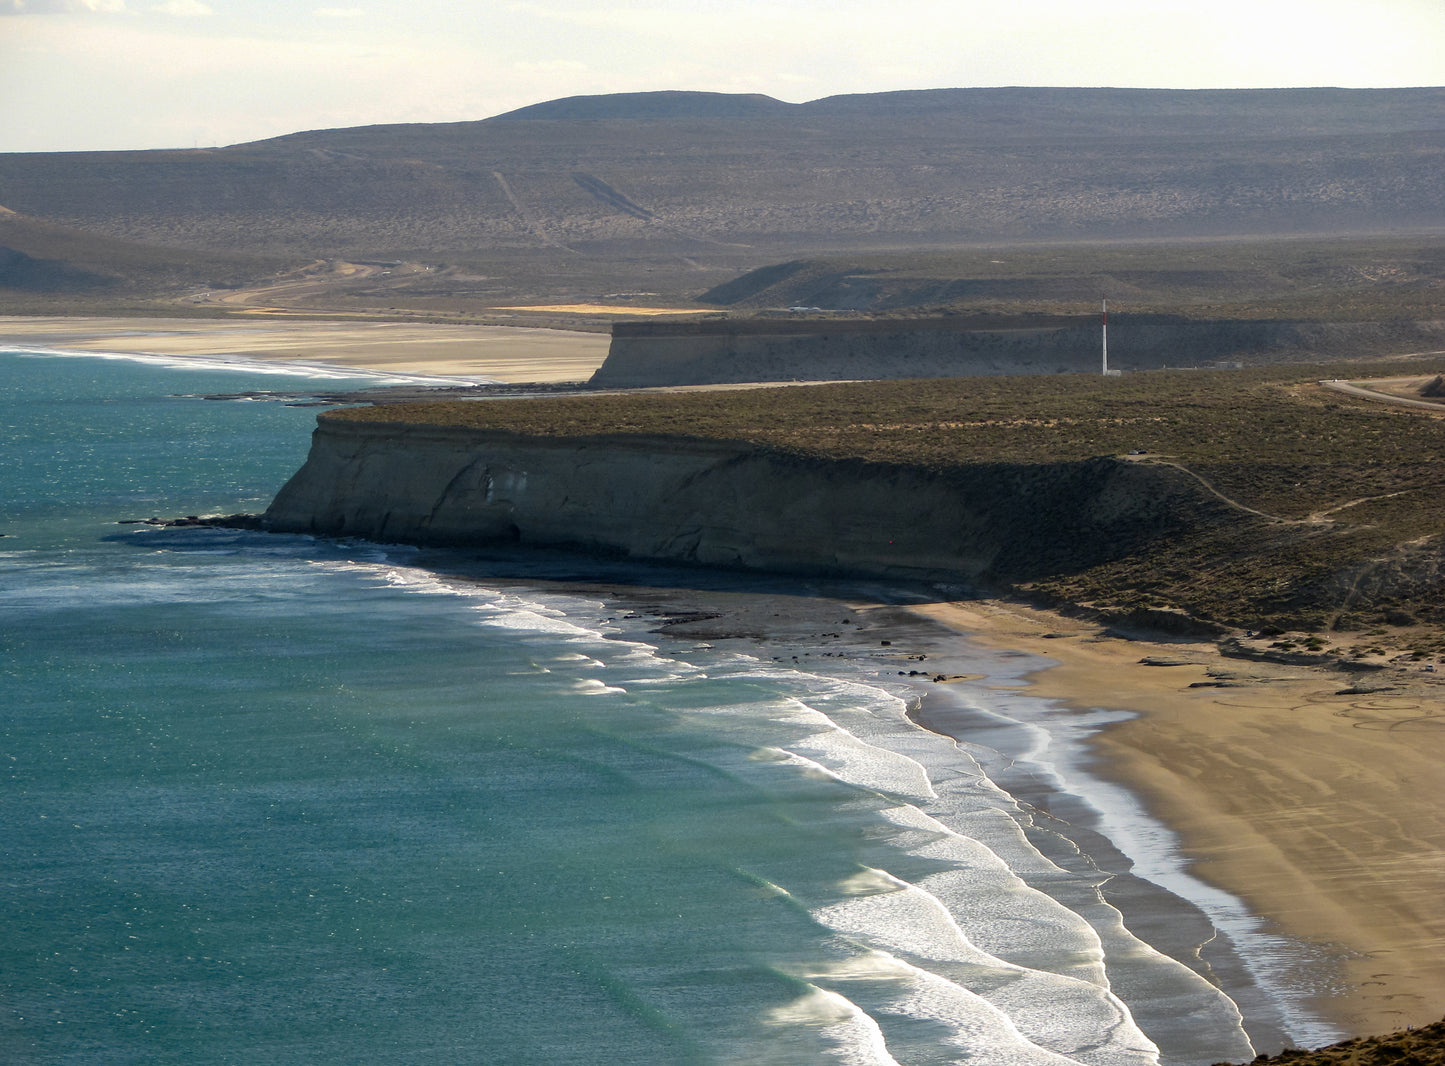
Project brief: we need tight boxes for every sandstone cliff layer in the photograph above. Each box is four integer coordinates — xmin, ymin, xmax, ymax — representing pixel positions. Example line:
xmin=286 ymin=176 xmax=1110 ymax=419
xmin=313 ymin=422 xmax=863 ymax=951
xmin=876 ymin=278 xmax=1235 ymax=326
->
xmin=263 ymin=416 xmax=1235 ymax=590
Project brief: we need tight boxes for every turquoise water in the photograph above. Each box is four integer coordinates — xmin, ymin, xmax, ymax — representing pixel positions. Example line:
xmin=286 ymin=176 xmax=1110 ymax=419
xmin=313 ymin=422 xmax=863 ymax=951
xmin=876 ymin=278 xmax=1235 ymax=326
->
xmin=0 ymin=349 xmax=1318 ymax=1064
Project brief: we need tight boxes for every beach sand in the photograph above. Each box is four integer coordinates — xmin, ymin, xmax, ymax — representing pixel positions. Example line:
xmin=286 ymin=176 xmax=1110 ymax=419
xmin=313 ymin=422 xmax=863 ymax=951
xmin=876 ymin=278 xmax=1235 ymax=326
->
xmin=912 ymin=599 xmax=1445 ymax=1038
xmin=0 ymin=316 xmax=611 ymax=383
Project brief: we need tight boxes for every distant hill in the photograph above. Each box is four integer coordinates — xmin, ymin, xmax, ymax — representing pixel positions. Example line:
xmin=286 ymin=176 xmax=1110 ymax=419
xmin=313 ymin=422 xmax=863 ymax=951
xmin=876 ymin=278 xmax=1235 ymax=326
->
xmin=0 ymin=87 xmax=1440 ymax=270
xmin=493 ymin=90 xmax=791 ymax=121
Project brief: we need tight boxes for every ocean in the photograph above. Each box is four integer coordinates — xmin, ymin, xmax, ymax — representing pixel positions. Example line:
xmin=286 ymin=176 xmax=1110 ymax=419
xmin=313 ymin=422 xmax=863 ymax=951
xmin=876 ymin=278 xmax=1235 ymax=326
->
xmin=0 ymin=346 xmax=1335 ymax=1065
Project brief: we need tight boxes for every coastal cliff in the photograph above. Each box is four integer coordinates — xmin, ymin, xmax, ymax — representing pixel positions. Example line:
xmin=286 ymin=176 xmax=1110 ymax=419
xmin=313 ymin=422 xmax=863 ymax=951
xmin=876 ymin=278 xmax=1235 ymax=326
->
xmin=592 ymin=316 xmax=1445 ymax=387
xmin=593 ymin=315 xmax=1097 ymax=386
xmin=264 ymin=414 xmax=1234 ymax=590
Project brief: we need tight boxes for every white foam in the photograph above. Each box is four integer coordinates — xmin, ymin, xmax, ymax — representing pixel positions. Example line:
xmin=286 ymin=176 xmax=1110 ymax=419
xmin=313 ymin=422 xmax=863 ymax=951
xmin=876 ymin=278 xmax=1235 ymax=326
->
xmin=1 ymin=344 xmax=498 ymax=386
xmin=764 ymin=986 xmax=904 ymax=1066
xmin=299 ymin=558 xmax=710 ymax=702
xmin=306 ymin=557 xmax=616 ymax=641
xmin=784 ymin=950 xmax=1096 ymax=1066
xmin=765 ymin=697 xmax=937 ymax=801
xmin=571 ymin=678 xmax=627 ymax=696
xmin=474 ymin=606 xmax=606 ymax=638
xmin=813 ymin=866 xmax=1158 ymax=1066
xmin=759 ymin=746 xmax=856 ymax=786
xmin=872 ymin=805 xmax=1107 ymax=983
xmin=550 ymin=652 xmax=608 ymax=668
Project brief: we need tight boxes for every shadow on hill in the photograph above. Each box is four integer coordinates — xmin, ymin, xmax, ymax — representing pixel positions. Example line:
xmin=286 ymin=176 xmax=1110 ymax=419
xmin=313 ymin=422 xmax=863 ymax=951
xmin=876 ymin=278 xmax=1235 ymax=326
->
xmin=0 ymin=245 xmax=117 ymax=293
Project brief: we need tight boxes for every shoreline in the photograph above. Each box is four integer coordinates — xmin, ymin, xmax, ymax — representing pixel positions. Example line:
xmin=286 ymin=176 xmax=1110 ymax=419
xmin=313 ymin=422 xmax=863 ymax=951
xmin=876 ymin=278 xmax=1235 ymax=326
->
xmin=462 ymin=553 xmax=1442 ymax=1045
xmin=0 ymin=315 xmax=611 ymax=383
xmin=164 ymin=505 xmax=1445 ymax=1044
xmin=910 ymin=598 xmax=1445 ymax=1039
xmin=413 ymin=551 xmax=1360 ymax=1052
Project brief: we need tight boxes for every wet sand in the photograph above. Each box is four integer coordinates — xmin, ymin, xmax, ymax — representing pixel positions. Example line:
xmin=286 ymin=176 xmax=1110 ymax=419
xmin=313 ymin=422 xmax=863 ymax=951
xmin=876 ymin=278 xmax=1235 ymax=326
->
xmin=0 ymin=316 xmax=610 ymax=383
xmin=912 ymin=599 xmax=1445 ymax=1038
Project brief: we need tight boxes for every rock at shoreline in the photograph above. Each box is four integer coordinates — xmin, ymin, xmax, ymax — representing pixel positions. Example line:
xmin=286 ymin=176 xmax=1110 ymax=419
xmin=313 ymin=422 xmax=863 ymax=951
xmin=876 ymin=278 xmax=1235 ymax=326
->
xmin=119 ymin=513 xmax=263 ymax=530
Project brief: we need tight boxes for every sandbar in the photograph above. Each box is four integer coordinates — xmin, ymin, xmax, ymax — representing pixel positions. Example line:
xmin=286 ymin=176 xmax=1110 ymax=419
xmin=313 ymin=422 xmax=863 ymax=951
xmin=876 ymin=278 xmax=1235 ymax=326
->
xmin=0 ymin=316 xmax=610 ymax=383
xmin=913 ymin=599 xmax=1445 ymax=1038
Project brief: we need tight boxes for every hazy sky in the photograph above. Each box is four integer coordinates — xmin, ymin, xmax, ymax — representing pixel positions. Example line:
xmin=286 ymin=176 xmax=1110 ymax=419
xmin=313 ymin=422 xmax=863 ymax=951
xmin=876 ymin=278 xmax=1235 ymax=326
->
xmin=2 ymin=0 xmax=1443 ymax=153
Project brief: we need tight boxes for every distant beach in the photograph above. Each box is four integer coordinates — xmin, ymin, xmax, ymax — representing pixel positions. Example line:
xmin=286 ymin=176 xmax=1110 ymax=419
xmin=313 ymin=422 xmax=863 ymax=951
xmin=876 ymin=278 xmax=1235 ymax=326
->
xmin=0 ymin=315 xmax=610 ymax=383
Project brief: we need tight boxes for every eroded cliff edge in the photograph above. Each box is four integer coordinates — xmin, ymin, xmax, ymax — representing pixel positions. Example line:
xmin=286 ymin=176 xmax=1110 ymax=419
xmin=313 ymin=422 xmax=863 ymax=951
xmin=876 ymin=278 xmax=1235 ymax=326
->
xmin=263 ymin=414 xmax=1238 ymax=600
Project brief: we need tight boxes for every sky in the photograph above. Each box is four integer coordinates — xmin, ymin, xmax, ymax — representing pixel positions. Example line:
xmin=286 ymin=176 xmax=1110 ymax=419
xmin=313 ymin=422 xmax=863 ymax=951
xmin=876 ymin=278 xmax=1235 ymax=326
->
xmin=1 ymin=0 xmax=1443 ymax=153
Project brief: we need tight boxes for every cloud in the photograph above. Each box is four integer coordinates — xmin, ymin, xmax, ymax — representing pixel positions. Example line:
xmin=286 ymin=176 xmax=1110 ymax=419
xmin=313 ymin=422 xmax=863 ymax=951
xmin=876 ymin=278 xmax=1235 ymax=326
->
xmin=151 ymin=0 xmax=210 ymax=13
xmin=1 ymin=0 xmax=126 ymax=12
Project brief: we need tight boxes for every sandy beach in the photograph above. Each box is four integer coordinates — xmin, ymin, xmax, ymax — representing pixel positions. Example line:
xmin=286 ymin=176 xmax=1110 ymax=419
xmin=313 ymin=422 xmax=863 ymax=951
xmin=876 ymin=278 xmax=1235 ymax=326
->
xmin=0 ymin=316 xmax=611 ymax=383
xmin=913 ymin=599 xmax=1445 ymax=1038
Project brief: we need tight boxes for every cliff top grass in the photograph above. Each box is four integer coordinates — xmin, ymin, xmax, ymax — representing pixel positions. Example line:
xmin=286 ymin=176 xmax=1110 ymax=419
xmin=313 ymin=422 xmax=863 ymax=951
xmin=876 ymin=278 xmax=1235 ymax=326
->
xmin=331 ymin=358 xmax=1445 ymax=635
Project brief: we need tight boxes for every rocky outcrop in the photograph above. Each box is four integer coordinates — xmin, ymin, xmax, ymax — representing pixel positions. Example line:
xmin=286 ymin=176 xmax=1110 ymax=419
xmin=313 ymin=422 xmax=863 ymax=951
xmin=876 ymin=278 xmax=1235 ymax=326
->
xmin=592 ymin=315 xmax=1445 ymax=387
xmin=263 ymin=415 xmax=1235 ymax=587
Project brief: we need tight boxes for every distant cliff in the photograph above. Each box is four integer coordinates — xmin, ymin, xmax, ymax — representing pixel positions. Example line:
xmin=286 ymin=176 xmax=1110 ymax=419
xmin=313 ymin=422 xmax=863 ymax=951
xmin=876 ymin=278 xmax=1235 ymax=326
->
xmin=263 ymin=414 xmax=1238 ymax=592
xmin=592 ymin=315 xmax=1445 ymax=387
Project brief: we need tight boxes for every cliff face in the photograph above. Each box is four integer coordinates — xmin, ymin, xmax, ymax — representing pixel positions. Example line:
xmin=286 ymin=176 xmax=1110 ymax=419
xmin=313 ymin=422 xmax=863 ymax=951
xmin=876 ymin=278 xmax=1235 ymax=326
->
xmin=593 ymin=318 xmax=1100 ymax=386
xmin=263 ymin=416 xmax=1234 ymax=587
xmin=592 ymin=317 xmax=1445 ymax=387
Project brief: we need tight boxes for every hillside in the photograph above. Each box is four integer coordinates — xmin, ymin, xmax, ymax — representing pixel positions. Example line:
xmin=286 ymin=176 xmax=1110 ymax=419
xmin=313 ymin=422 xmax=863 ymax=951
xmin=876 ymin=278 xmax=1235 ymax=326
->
xmin=1 ymin=87 xmax=1440 ymax=295
xmin=0 ymin=206 xmax=293 ymax=312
